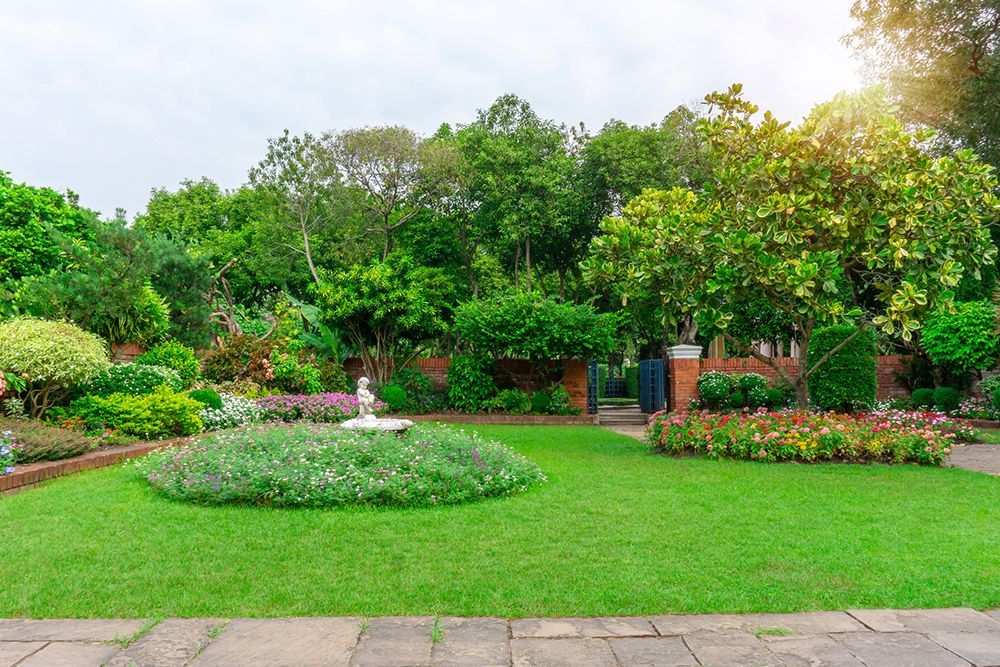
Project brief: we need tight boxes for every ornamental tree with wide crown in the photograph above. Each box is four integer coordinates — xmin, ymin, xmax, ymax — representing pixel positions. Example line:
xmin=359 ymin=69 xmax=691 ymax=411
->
xmin=584 ymin=84 xmax=999 ymax=407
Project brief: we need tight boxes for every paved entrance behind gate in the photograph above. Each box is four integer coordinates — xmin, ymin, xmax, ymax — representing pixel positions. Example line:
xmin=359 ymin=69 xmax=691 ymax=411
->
xmin=1 ymin=608 xmax=998 ymax=666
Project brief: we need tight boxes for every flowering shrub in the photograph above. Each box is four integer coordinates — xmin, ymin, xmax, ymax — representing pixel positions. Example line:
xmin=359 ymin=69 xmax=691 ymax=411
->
xmin=256 ymin=392 xmax=383 ymax=422
xmin=138 ymin=423 xmax=547 ymax=508
xmin=135 ymin=341 xmax=201 ymax=388
xmin=647 ymin=409 xmax=973 ymax=466
xmin=1 ymin=429 xmax=18 ymax=475
xmin=83 ymin=363 xmax=184 ymax=396
xmin=0 ymin=417 xmax=104 ymax=463
xmin=200 ymin=394 xmax=263 ymax=431
xmin=953 ymin=397 xmax=997 ymax=420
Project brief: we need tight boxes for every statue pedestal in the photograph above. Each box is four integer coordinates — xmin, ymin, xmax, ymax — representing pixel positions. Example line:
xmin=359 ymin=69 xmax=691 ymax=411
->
xmin=341 ymin=415 xmax=414 ymax=434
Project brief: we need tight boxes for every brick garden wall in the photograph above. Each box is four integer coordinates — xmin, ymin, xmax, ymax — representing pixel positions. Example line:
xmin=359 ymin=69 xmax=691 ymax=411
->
xmin=343 ymin=357 xmax=589 ymax=410
xmin=696 ymin=355 xmax=910 ymax=401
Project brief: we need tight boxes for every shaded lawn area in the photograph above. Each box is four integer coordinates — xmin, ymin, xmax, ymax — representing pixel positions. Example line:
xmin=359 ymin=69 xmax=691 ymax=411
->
xmin=975 ymin=428 xmax=1000 ymax=444
xmin=0 ymin=425 xmax=997 ymax=618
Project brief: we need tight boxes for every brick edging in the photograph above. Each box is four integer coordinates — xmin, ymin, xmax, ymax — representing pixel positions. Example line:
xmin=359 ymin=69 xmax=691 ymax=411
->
xmin=1 ymin=437 xmax=188 ymax=495
xmin=967 ymin=419 xmax=1000 ymax=429
xmin=411 ymin=413 xmax=598 ymax=425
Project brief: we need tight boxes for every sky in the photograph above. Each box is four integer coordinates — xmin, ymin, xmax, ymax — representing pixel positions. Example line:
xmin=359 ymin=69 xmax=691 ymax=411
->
xmin=1 ymin=0 xmax=864 ymax=219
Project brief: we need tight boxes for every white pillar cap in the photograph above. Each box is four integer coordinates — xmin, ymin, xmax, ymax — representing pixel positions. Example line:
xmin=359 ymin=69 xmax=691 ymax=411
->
xmin=665 ymin=344 xmax=703 ymax=360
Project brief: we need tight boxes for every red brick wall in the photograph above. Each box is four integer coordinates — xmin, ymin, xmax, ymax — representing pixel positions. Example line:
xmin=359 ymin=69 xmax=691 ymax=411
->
xmin=692 ymin=355 xmax=910 ymax=402
xmin=667 ymin=357 xmax=701 ymax=411
xmin=341 ymin=357 xmax=589 ymax=409
xmin=111 ymin=342 xmax=145 ymax=363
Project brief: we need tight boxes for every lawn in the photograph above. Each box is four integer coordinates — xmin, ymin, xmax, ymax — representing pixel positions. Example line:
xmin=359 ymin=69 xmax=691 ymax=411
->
xmin=0 ymin=425 xmax=997 ymax=618
xmin=975 ymin=428 xmax=1000 ymax=444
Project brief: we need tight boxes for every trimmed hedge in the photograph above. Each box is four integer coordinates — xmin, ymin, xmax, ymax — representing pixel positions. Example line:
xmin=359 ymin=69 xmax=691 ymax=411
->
xmin=806 ymin=326 xmax=877 ymax=412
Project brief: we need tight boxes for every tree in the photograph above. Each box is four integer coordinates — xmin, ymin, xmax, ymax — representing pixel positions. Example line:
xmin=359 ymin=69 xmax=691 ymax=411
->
xmin=0 ymin=171 xmax=95 ymax=281
xmin=314 ymin=257 xmax=450 ymax=385
xmin=456 ymin=94 xmax=575 ymax=292
xmin=845 ymin=0 xmax=1000 ymax=168
xmin=584 ymin=85 xmax=999 ymax=407
xmin=249 ymin=130 xmax=344 ymax=285
xmin=921 ymin=300 xmax=1000 ymax=375
xmin=329 ymin=125 xmax=461 ymax=259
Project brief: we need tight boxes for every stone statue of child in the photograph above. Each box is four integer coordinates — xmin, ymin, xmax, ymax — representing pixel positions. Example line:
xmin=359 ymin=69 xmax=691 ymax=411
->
xmin=356 ymin=376 xmax=377 ymax=420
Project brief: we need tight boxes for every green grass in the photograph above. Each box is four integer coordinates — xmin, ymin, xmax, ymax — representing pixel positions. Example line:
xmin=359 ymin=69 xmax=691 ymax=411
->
xmin=975 ymin=428 xmax=1000 ymax=444
xmin=0 ymin=425 xmax=997 ymax=618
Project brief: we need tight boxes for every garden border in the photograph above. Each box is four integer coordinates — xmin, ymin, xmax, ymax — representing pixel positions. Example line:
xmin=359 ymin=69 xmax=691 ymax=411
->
xmin=1 ymin=438 xmax=188 ymax=495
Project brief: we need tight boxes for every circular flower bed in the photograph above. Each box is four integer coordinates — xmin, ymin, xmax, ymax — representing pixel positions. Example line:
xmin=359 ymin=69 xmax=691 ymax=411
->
xmin=256 ymin=392 xmax=384 ymax=423
xmin=139 ymin=423 xmax=546 ymax=507
xmin=648 ymin=409 xmax=973 ymax=465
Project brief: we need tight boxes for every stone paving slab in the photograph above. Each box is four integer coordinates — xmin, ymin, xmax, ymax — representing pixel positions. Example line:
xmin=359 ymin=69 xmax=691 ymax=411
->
xmin=834 ymin=630 xmax=972 ymax=666
xmin=16 ymin=641 xmax=120 ymax=667
xmin=608 ymin=637 xmax=698 ymax=666
xmin=0 ymin=618 xmax=149 ymax=642
xmin=107 ymin=617 xmax=222 ymax=667
xmin=511 ymin=616 xmax=656 ymax=638
xmin=350 ymin=616 xmax=434 ymax=667
xmin=683 ymin=630 xmax=784 ymax=666
xmin=847 ymin=607 xmax=1000 ymax=633
xmin=0 ymin=641 xmax=45 ymax=667
xmin=649 ymin=610 xmax=866 ymax=636
xmin=511 ymin=638 xmax=618 ymax=666
xmin=928 ymin=632 xmax=1000 ymax=667
xmin=431 ymin=617 xmax=509 ymax=667
xmin=191 ymin=617 xmax=361 ymax=667
xmin=760 ymin=633 xmax=866 ymax=666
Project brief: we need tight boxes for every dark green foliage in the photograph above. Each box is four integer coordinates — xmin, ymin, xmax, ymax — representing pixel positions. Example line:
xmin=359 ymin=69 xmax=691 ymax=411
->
xmin=318 ymin=360 xmax=351 ymax=393
xmin=390 ymin=366 xmax=441 ymax=413
xmin=453 ymin=291 xmax=617 ymax=361
xmin=530 ymin=391 xmax=552 ymax=415
xmin=991 ymin=387 xmax=1000 ymax=410
xmin=765 ymin=387 xmax=786 ymax=408
xmin=624 ymin=366 xmax=639 ymax=399
xmin=697 ymin=371 xmax=731 ymax=407
xmin=597 ymin=364 xmax=608 ymax=399
xmin=447 ymin=355 xmax=497 ymax=412
xmin=807 ymin=326 xmax=877 ymax=412
xmin=187 ymin=389 xmax=222 ymax=410
xmin=728 ymin=391 xmax=746 ymax=409
xmin=747 ymin=386 xmax=769 ymax=408
xmin=547 ymin=384 xmax=577 ymax=415
xmin=921 ymin=301 xmax=1000 ymax=374
xmin=380 ymin=385 xmax=408 ymax=413
xmin=488 ymin=389 xmax=531 ymax=415
xmin=912 ymin=388 xmax=936 ymax=408
xmin=136 ymin=341 xmax=201 ymax=388
xmin=736 ymin=373 xmax=768 ymax=394
xmin=933 ymin=387 xmax=960 ymax=414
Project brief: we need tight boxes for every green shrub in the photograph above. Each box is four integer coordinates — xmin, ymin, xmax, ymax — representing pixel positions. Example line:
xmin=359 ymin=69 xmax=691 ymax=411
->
xmin=747 ymin=386 xmax=769 ymax=408
xmin=697 ymin=371 xmax=732 ymax=407
xmin=765 ymin=387 xmax=785 ymax=408
xmin=187 ymin=388 xmax=223 ymax=410
xmin=390 ymin=366 xmax=436 ymax=412
xmin=136 ymin=341 xmax=201 ymax=387
xmin=84 ymin=363 xmax=183 ymax=396
xmin=547 ymin=384 xmax=577 ymax=415
xmin=624 ymin=366 xmax=639 ymax=399
xmin=69 ymin=387 xmax=203 ymax=438
xmin=488 ymin=389 xmax=531 ymax=415
xmin=728 ymin=391 xmax=746 ymax=409
xmin=597 ymin=364 xmax=608 ymax=399
xmin=980 ymin=375 xmax=1000 ymax=400
xmin=269 ymin=346 xmax=324 ymax=394
xmin=447 ymin=355 xmax=497 ymax=412
xmin=530 ymin=391 xmax=552 ymax=414
xmin=202 ymin=335 xmax=277 ymax=385
xmin=318 ymin=360 xmax=351 ymax=393
xmin=991 ymin=387 xmax=1000 ymax=410
xmin=922 ymin=301 xmax=1000 ymax=374
xmin=380 ymin=384 xmax=408 ymax=412
xmin=933 ymin=387 xmax=961 ymax=413
xmin=806 ymin=325 xmax=877 ymax=412
xmin=911 ymin=388 xmax=936 ymax=408
xmin=735 ymin=373 xmax=768 ymax=394
xmin=0 ymin=318 xmax=110 ymax=417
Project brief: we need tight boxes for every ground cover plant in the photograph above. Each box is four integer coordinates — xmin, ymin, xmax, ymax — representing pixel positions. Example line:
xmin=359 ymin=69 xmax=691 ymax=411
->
xmin=255 ymin=392 xmax=380 ymax=422
xmin=0 ymin=417 xmax=132 ymax=467
xmin=138 ymin=423 xmax=546 ymax=508
xmin=648 ymin=409 xmax=973 ymax=465
xmin=0 ymin=425 xmax=996 ymax=618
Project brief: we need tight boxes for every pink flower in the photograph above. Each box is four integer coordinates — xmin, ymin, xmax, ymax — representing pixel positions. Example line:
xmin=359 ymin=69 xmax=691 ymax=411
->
xmin=819 ymin=427 xmax=830 ymax=435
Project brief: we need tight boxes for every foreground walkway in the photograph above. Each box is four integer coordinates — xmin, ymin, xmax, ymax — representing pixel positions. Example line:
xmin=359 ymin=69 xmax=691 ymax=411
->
xmin=1 ymin=608 xmax=998 ymax=666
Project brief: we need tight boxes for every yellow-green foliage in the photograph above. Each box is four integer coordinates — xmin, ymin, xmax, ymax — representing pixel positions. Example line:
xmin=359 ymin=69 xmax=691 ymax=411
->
xmin=69 ymin=387 xmax=203 ymax=438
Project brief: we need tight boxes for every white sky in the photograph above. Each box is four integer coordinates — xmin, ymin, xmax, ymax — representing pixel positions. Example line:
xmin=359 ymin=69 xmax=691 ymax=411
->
xmin=1 ymin=0 xmax=863 ymax=218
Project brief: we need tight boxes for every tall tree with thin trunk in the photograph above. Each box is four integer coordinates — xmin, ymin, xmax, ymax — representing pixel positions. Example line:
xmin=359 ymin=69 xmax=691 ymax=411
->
xmin=249 ymin=130 xmax=342 ymax=285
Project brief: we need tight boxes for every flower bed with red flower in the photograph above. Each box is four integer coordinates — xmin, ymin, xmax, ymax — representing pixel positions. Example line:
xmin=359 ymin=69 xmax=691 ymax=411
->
xmin=647 ymin=409 xmax=973 ymax=465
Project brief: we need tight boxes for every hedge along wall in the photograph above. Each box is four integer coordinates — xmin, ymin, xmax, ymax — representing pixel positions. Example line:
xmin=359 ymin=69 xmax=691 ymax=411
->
xmin=698 ymin=356 xmax=910 ymax=400
xmin=342 ymin=357 xmax=589 ymax=410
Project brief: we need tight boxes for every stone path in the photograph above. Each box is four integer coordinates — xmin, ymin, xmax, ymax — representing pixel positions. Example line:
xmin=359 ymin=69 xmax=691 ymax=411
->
xmin=948 ymin=444 xmax=1000 ymax=476
xmin=1 ymin=608 xmax=998 ymax=666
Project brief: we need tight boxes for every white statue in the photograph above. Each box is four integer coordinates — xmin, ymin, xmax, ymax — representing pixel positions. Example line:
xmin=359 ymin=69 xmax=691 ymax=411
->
xmin=341 ymin=375 xmax=414 ymax=433
xmin=356 ymin=376 xmax=377 ymax=421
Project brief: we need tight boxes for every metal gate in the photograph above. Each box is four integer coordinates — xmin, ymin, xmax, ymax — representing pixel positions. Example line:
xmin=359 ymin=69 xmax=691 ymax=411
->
xmin=586 ymin=360 xmax=599 ymax=414
xmin=638 ymin=358 xmax=665 ymax=414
